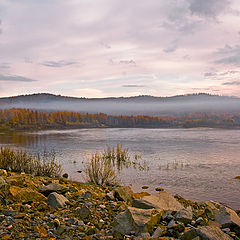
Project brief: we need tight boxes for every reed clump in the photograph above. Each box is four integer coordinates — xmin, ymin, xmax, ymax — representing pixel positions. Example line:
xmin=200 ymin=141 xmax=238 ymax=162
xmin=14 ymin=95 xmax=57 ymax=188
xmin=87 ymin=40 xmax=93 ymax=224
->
xmin=85 ymin=145 xmax=130 ymax=186
xmin=85 ymin=145 xmax=149 ymax=186
xmin=103 ymin=144 xmax=130 ymax=171
xmin=0 ymin=147 xmax=62 ymax=177
xmin=85 ymin=152 xmax=117 ymax=186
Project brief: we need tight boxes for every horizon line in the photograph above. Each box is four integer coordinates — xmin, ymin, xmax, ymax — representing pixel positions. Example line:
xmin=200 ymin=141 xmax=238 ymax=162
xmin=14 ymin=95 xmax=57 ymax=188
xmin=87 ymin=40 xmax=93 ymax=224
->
xmin=0 ymin=92 xmax=238 ymax=100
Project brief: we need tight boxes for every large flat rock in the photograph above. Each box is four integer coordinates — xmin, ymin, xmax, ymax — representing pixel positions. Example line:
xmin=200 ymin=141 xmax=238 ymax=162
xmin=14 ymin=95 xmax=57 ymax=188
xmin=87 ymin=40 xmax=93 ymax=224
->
xmin=140 ymin=191 xmax=184 ymax=211
xmin=181 ymin=226 xmax=233 ymax=240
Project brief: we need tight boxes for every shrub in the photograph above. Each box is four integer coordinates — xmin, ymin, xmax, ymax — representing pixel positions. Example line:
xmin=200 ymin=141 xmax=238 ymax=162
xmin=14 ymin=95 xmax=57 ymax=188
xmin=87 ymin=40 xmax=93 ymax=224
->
xmin=0 ymin=147 xmax=62 ymax=177
xmin=84 ymin=152 xmax=116 ymax=186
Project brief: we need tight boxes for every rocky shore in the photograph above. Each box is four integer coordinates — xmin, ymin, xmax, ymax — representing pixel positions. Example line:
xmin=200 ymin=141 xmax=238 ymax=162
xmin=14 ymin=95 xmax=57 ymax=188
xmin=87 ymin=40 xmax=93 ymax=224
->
xmin=0 ymin=170 xmax=240 ymax=239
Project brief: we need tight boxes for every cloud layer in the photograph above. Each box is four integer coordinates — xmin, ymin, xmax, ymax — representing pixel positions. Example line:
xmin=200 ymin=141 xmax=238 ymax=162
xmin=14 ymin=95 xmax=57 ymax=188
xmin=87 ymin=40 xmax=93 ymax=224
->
xmin=0 ymin=0 xmax=240 ymax=97
xmin=0 ymin=74 xmax=37 ymax=82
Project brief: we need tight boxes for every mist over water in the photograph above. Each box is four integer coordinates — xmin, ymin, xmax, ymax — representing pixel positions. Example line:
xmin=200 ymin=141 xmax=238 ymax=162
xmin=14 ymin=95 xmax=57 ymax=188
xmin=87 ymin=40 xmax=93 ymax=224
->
xmin=1 ymin=94 xmax=240 ymax=115
xmin=1 ymin=128 xmax=240 ymax=209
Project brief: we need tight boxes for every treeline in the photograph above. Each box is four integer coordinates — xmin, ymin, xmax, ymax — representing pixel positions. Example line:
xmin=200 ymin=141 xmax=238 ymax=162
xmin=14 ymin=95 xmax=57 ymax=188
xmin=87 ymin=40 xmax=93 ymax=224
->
xmin=0 ymin=108 xmax=239 ymax=130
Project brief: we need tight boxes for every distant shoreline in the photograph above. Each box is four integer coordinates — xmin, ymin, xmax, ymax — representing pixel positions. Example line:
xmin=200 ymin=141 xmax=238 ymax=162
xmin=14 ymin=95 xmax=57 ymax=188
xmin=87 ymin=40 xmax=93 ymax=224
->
xmin=1 ymin=126 xmax=240 ymax=132
xmin=1 ymin=108 xmax=240 ymax=131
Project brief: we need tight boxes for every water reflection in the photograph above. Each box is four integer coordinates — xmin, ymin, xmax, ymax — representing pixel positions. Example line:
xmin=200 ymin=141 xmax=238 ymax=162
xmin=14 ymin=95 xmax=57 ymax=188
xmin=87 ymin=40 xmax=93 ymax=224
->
xmin=0 ymin=131 xmax=49 ymax=148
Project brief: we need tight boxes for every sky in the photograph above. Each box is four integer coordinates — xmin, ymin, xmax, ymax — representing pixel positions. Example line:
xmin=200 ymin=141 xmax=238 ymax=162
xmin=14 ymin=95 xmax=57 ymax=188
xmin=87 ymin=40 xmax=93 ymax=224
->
xmin=0 ymin=0 xmax=240 ymax=98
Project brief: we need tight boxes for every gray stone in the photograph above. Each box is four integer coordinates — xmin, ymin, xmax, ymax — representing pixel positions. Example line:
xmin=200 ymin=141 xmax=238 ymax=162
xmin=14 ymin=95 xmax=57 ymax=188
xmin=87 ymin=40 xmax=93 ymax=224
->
xmin=114 ymin=186 xmax=133 ymax=203
xmin=167 ymin=220 xmax=185 ymax=233
xmin=205 ymin=206 xmax=215 ymax=220
xmin=105 ymin=191 xmax=115 ymax=200
xmin=140 ymin=232 xmax=150 ymax=237
xmin=195 ymin=217 xmax=205 ymax=226
xmin=0 ymin=176 xmax=6 ymax=186
xmin=48 ymin=192 xmax=68 ymax=209
xmin=192 ymin=237 xmax=201 ymax=240
xmin=99 ymin=204 xmax=106 ymax=209
xmin=163 ymin=213 xmax=174 ymax=222
xmin=152 ymin=227 xmax=163 ymax=238
xmin=167 ymin=219 xmax=176 ymax=228
xmin=140 ymin=191 xmax=184 ymax=211
xmin=214 ymin=206 xmax=240 ymax=236
xmin=82 ymin=191 xmax=91 ymax=199
xmin=75 ymin=206 xmax=90 ymax=219
xmin=38 ymin=183 xmax=69 ymax=195
xmin=222 ymin=228 xmax=231 ymax=233
xmin=83 ymin=202 xmax=92 ymax=207
xmin=180 ymin=226 xmax=233 ymax=240
xmin=175 ymin=206 xmax=193 ymax=224
xmin=132 ymin=198 xmax=155 ymax=209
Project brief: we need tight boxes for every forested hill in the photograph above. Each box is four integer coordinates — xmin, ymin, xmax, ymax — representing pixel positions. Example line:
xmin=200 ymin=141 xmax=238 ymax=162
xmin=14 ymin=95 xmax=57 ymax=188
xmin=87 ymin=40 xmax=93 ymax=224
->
xmin=1 ymin=93 xmax=240 ymax=116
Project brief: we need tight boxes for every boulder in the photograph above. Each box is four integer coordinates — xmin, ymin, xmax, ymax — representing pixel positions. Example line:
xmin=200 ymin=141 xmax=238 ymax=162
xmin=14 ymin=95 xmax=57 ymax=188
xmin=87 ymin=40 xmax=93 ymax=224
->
xmin=9 ymin=186 xmax=46 ymax=202
xmin=152 ymin=227 xmax=163 ymax=238
xmin=38 ymin=183 xmax=69 ymax=196
xmin=214 ymin=206 xmax=240 ymax=236
xmin=112 ymin=208 xmax=137 ymax=236
xmin=128 ymin=207 xmax=162 ymax=234
xmin=181 ymin=226 xmax=233 ymax=240
xmin=112 ymin=207 xmax=162 ymax=236
xmin=140 ymin=191 xmax=184 ymax=211
xmin=175 ymin=206 xmax=193 ymax=224
xmin=48 ymin=192 xmax=68 ymax=209
xmin=114 ymin=186 xmax=133 ymax=203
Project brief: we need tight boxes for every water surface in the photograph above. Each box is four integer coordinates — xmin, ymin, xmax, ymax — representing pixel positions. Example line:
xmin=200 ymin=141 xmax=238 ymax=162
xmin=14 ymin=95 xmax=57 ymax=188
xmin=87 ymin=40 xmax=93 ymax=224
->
xmin=1 ymin=128 xmax=240 ymax=209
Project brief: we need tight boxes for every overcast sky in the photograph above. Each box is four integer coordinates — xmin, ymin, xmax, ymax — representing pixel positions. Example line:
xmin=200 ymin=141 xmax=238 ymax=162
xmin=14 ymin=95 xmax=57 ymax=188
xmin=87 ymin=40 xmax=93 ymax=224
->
xmin=0 ymin=0 xmax=240 ymax=98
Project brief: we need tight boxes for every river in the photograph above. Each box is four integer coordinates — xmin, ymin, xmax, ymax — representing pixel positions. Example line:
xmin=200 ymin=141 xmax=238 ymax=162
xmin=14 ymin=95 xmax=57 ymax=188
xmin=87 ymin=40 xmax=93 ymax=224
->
xmin=1 ymin=128 xmax=240 ymax=209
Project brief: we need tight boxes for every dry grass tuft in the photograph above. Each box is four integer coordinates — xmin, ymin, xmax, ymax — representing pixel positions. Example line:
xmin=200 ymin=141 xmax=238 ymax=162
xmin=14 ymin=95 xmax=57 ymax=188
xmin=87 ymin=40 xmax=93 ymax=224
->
xmin=0 ymin=147 xmax=62 ymax=177
xmin=84 ymin=152 xmax=116 ymax=186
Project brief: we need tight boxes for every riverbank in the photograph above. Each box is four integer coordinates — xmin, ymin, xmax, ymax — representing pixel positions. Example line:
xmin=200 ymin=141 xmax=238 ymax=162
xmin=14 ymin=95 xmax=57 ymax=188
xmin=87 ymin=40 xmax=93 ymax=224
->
xmin=0 ymin=171 xmax=240 ymax=239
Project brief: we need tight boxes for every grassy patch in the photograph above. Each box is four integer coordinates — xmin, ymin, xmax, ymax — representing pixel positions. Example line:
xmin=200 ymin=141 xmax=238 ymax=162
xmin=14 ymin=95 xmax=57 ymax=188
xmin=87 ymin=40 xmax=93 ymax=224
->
xmin=0 ymin=147 xmax=62 ymax=177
